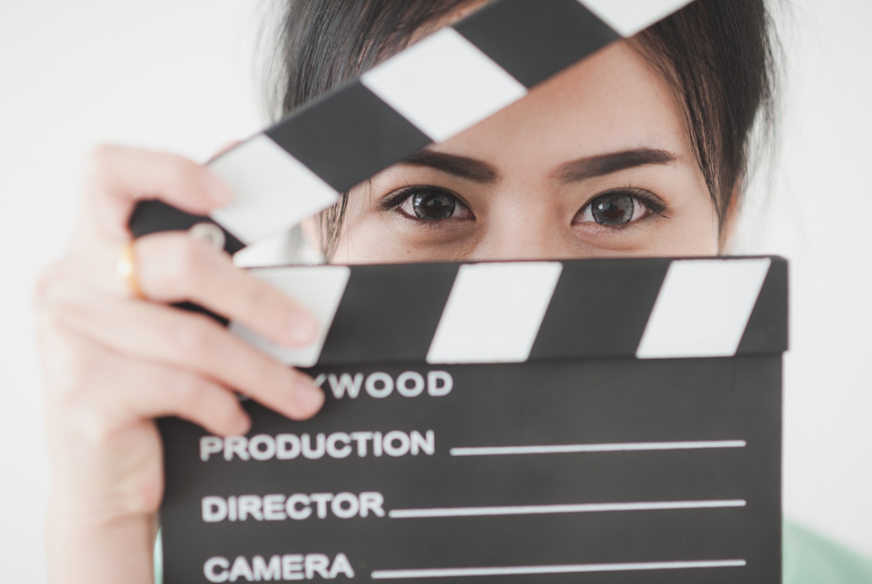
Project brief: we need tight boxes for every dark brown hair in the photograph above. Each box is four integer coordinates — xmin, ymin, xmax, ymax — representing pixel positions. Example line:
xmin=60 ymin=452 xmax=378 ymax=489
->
xmin=265 ymin=0 xmax=779 ymax=256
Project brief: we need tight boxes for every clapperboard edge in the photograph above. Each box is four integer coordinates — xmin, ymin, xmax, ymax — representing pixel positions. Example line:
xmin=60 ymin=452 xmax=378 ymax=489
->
xmin=228 ymin=256 xmax=788 ymax=367
xmin=130 ymin=0 xmax=696 ymax=249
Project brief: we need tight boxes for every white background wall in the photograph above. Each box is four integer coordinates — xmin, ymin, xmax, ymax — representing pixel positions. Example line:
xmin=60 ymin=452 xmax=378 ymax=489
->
xmin=1 ymin=0 xmax=870 ymax=580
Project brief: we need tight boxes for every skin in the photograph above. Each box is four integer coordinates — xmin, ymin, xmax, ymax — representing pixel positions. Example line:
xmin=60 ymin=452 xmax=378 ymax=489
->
xmin=326 ymin=41 xmax=719 ymax=263
xmin=33 ymin=28 xmax=725 ymax=584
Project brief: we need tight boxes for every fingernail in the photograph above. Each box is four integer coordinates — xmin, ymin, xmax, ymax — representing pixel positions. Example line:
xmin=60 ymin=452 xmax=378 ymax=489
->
xmin=288 ymin=310 xmax=319 ymax=346
xmin=295 ymin=379 xmax=325 ymax=413
xmin=202 ymin=172 xmax=233 ymax=206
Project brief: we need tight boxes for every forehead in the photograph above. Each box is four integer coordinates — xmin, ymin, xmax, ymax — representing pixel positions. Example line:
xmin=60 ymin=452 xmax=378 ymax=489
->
xmin=430 ymin=40 xmax=691 ymax=167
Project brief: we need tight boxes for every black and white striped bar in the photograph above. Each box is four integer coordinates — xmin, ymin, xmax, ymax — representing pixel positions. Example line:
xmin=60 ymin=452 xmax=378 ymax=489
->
xmin=229 ymin=256 xmax=788 ymax=367
xmin=130 ymin=0 xmax=694 ymax=248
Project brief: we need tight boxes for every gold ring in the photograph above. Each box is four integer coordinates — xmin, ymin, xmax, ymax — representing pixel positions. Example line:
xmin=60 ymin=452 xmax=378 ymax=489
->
xmin=118 ymin=241 xmax=145 ymax=300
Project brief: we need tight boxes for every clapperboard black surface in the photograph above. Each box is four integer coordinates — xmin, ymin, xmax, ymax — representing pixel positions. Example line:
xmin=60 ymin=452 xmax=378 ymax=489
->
xmin=157 ymin=256 xmax=787 ymax=584
xmin=126 ymin=0 xmax=788 ymax=581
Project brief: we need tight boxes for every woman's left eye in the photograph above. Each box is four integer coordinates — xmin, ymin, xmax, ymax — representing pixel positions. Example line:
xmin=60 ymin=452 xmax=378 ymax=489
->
xmin=386 ymin=186 xmax=472 ymax=221
xmin=575 ymin=189 xmax=665 ymax=227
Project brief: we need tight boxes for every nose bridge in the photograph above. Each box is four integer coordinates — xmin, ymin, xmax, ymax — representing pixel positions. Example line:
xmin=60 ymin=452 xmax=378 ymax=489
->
xmin=474 ymin=195 xmax=566 ymax=261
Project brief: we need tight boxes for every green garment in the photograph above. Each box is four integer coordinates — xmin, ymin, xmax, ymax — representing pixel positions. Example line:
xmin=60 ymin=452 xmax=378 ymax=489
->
xmin=784 ymin=522 xmax=872 ymax=583
xmin=155 ymin=521 xmax=872 ymax=583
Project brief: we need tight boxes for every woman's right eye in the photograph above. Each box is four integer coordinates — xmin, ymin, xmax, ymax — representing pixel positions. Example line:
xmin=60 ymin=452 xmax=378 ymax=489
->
xmin=384 ymin=186 xmax=473 ymax=222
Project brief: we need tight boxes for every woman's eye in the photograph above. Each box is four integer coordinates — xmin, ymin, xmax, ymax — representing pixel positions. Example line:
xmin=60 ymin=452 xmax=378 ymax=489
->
xmin=576 ymin=190 xmax=663 ymax=227
xmin=394 ymin=187 xmax=471 ymax=221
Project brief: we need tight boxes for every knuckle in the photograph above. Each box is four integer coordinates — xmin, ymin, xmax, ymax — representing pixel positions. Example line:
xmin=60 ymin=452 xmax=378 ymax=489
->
xmin=167 ymin=237 xmax=209 ymax=282
xmin=73 ymin=406 xmax=121 ymax=449
xmin=144 ymin=236 xmax=209 ymax=298
xmin=240 ymin=283 xmax=277 ymax=324
xmin=85 ymin=143 xmax=117 ymax=170
xmin=35 ymin=308 xmax=66 ymax=340
xmin=171 ymin=373 xmax=243 ymax=434
xmin=48 ymin=347 xmax=98 ymax=405
xmin=32 ymin=263 xmax=64 ymax=312
xmin=204 ymin=389 xmax=242 ymax=428
xmin=163 ymin=155 xmax=203 ymax=192
xmin=213 ymin=402 xmax=245 ymax=433
xmin=252 ymin=357 xmax=293 ymax=396
xmin=82 ymin=144 xmax=128 ymax=202
xmin=83 ymin=143 xmax=124 ymax=186
xmin=177 ymin=237 xmax=208 ymax=275
xmin=32 ymin=263 xmax=81 ymax=332
xmin=169 ymin=316 xmax=217 ymax=361
xmin=172 ymin=372 xmax=211 ymax=408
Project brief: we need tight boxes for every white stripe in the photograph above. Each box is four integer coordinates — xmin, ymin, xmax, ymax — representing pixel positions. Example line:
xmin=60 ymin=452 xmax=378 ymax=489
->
xmin=372 ymin=559 xmax=746 ymax=579
xmin=450 ymin=440 xmax=746 ymax=456
xmin=230 ymin=266 xmax=350 ymax=367
xmin=389 ymin=499 xmax=745 ymax=519
xmin=209 ymin=134 xmax=339 ymax=244
xmin=362 ymin=28 xmax=528 ymax=143
xmin=426 ymin=262 xmax=562 ymax=364
xmin=636 ymin=258 xmax=771 ymax=359
xmin=579 ymin=0 xmax=695 ymax=37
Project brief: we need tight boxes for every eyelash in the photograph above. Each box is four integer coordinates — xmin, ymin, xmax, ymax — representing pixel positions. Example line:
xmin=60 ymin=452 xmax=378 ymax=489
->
xmin=380 ymin=186 xmax=472 ymax=220
xmin=380 ymin=185 xmax=668 ymax=226
xmin=575 ymin=188 xmax=668 ymax=227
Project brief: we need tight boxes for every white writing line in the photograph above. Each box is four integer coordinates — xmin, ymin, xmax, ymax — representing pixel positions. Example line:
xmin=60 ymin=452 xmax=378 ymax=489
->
xmin=449 ymin=440 xmax=746 ymax=457
xmin=388 ymin=499 xmax=745 ymax=519
xmin=371 ymin=559 xmax=746 ymax=579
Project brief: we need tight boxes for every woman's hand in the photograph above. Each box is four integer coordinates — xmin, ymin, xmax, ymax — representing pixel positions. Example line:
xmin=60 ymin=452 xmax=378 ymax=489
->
xmin=33 ymin=145 xmax=325 ymax=584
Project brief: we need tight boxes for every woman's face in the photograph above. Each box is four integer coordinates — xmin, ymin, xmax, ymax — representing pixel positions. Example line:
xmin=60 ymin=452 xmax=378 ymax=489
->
xmin=314 ymin=41 xmax=721 ymax=264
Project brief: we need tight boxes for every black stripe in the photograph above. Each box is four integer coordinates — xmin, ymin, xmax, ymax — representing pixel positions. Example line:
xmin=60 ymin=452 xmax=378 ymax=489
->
xmin=265 ymin=81 xmax=431 ymax=193
xmin=736 ymin=257 xmax=789 ymax=355
xmin=317 ymin=262 xmax=459 ymax=365
xmin=454 ymin=0 xmax=619 ymax=89
xmin=312 ymin=257 xmax=786 ymax=365
xmin=529 ymin=259 xmax=671 ymax=360
xmin=128 ymin=199 xmax=245 ymax=255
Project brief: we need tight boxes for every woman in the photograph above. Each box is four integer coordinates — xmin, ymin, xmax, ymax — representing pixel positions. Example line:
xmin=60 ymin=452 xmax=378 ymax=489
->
xmin=33 ymin=0 xmax=872 ymax=583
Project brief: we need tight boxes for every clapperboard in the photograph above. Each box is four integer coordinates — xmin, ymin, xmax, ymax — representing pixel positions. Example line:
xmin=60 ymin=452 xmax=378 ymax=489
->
xmin=130 ymin=1 xmax=788 ymax=583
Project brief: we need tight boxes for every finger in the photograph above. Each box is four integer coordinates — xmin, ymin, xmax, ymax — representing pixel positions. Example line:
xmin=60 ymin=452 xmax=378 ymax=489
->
xmin=134 ymin=233 xmax=318 ymax=346
xmin=37 ymin=234 xmax=319 ymax=347
xmin=76 ymin=145 xmax=232 ymax=245
xmin=40 ymin=325 xmax=249 ymax=437
xmin=36 ymin=243 xmax=129 ymax=299
xmin=103 ymin=350 xmax=252 ymax=437
xmin=46 ymin=283 xmax=324 ymax=421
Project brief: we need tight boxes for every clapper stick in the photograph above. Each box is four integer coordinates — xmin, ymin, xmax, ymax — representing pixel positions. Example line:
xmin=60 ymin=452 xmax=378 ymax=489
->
xmin=130 ymin=0 xmax=695 ymax=248
xmin=227 ymin=258 xmax=787 ymax=367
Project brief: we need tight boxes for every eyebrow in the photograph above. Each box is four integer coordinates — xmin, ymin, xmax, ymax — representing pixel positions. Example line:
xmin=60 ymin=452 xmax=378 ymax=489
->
xmin=401 ymin=149 xmax=499 ymax=184
xmin=399 ymin=147 xmax=676 ymax=185
xmin=557 ymin=148 xmax=677 ymax=183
